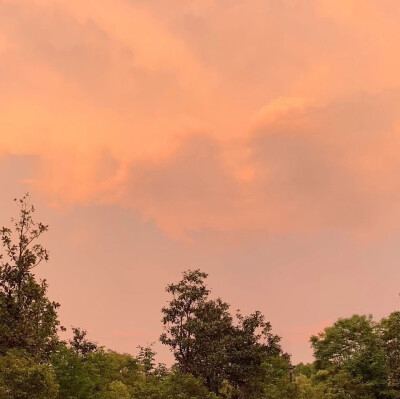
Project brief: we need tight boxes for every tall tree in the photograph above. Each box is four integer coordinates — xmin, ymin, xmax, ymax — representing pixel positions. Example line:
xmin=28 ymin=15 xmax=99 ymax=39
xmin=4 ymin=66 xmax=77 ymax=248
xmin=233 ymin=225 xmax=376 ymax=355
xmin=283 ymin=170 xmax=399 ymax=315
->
xmin=160 ymin=269 xmax=210 ymax=374
xmin=0 ymin=194 xmax=61 ymax=359
xmin=161 ymin=269 xmax=287 ymax=398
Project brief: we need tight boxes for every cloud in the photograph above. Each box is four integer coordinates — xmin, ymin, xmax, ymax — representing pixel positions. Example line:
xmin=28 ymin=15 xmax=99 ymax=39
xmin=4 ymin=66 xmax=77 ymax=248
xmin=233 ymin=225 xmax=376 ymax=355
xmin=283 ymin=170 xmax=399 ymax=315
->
xmin=247 ymin=91 xmax=400 ymax=233
xmin=111 ymin=90 xmax=400 ymax=237
xmin=1 ymin=0 xmax=400 ymax=238
xmin=119 ymin=135 xmax=242 ymax=237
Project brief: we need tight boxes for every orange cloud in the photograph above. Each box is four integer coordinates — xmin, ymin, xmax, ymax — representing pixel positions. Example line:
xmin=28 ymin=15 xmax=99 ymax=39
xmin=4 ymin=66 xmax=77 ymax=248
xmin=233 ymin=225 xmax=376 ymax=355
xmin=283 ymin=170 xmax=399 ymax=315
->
xmin=113 ymin=91 xmax=400 ymax=237
xmin=2 ymin=0 xmax=400 ymax=238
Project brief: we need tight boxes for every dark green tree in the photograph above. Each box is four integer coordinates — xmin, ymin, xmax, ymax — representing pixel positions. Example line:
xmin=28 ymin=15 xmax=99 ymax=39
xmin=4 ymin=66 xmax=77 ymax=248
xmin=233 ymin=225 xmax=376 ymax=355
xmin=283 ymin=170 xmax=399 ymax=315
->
xmin=191 ymin=298 xmax=234 ymax=393
xmin=160 ymin=269 xmax=210 ymax=374
xmin=0 ymin=194 xmax=61 ymax=360
xmin=223 ymin=310 xmax=284 ymax=397
xmin=160 ymin=269 xmax=288 ymax=398
xmin=69 ymin=327 xmax=98 ymax=357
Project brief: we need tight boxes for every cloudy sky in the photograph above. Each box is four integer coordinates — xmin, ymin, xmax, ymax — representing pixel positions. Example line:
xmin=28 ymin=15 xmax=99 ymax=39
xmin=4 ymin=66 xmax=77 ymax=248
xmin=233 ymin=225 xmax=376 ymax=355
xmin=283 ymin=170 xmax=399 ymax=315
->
xmin=1 ymin=0 xmax=400 ymax=363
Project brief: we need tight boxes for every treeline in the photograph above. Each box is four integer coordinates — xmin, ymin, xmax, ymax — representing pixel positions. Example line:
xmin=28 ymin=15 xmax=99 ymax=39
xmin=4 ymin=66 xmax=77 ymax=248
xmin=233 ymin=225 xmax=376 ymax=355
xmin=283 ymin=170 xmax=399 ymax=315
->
xmin=0 ymin=196 xmax=400 ymax=399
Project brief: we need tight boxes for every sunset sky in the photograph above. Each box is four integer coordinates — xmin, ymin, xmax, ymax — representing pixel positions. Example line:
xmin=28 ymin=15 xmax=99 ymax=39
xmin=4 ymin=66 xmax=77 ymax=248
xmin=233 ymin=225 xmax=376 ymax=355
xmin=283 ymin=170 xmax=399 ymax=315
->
xmin=1 ymin=0 xmax=400 ymax=364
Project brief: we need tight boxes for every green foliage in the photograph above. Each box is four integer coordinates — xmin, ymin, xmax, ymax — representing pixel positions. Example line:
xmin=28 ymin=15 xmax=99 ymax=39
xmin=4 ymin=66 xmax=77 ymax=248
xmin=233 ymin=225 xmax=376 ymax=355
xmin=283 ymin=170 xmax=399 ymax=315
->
xmin=255 ymin=355 xmax=298 ymax=399
xmin=131 ymin=372 xmax=219 ymax=399
xmin=52 ymin=344 xmax=105 ymax=399
xmin=311 ymin=315 xmax=379 ymax=369
xmin=51 ymin=344 xmax=142 ymax=399
xmin=160 ymin=373 xmax=220 ymax=399
xmin=314 ymin=368 xmax=377 ymax=399
xmin=296 ymin=363 xmax=315 ymax=379
xmin=51 ymin=329 xmax=222 ymax=399
xmin=0 ymin=349 xmax=58 ymax=399
xmin=294 ymin=374 xmax=320 ymax=399
xmin=0 ymin=194 xmax=61 ymax=359
xmin=102 ymin=380 xmax=131 ymax=399
xmin=310 ymin=315 xmax=395 ymax=399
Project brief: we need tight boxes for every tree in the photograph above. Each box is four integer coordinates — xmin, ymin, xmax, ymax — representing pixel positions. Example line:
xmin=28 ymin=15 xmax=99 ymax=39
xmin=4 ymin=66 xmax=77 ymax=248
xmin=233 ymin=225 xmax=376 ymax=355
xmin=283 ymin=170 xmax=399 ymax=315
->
xmin=0 ymin=194 xmax=61 ymax=359
xmin=160 ymin=269 xmax=210 ymax=374
xmin=69 ymin=327 xmax=98 ymax=357
xmin=223 ymin=310 xmax=284 ymax=398
xmin=187 ymin=297 xmax=234 ymax=392
xmin=311 ymin=315 xmax=392 ymax=399
xmin=161 ymin=269 xmax=288 ymax=398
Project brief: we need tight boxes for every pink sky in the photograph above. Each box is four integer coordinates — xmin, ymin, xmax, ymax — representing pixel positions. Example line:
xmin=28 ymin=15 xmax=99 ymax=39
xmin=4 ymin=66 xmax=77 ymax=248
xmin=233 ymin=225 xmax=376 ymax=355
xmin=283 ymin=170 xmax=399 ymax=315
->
xmin=1 ymin=0 xmax=400 ymax=364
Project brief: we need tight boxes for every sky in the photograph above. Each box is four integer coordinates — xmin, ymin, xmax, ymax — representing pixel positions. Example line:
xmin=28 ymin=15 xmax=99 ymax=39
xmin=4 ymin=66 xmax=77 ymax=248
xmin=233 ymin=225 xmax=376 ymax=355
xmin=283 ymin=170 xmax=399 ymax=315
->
xmin=1 ymin=0 xmax=400 ymax=364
